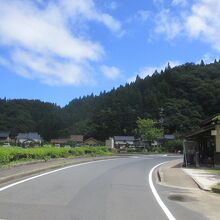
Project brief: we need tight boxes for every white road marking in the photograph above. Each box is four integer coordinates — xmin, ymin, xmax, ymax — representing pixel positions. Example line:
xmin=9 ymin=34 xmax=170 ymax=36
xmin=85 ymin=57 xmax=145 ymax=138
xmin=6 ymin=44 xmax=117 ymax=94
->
xmin=149 ymin=162 xmax=176 ymax=220
xmin=1 ymin=156 xmax=177 ymax=220
xmin=0 ymin=159 xmax=117 ymax=192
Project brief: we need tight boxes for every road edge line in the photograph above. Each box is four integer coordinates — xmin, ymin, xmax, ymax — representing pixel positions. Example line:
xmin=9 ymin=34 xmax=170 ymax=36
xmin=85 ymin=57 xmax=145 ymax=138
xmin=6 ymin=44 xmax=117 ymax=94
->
xmin=149 ymin=162 xmax=176 ymax=220
xmin=0 ymin=159 xmax=117 ymax=192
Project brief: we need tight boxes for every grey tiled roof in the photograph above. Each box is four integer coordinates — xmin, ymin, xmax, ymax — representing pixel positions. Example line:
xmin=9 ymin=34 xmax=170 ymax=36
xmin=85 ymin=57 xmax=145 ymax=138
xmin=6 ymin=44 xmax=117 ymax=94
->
xmin=17 ymin=132 xmax=42 ymax=140
xmin=70 ymin=135 xmax=84 ymax=142
xmin=0 ymin=131 xmax=10 ymax=138
xmin=113 ymin=136 xmax=134 ymax=141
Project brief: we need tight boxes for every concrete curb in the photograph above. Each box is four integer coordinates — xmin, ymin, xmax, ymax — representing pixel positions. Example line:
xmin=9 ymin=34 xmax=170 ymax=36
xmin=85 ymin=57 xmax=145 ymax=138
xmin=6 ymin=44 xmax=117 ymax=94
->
xmin=156 ymin=165 xmax=165 ymax=183
xmin=181 ymin=168 xmax=208 ymax=191
xmin=157 ymin=168 xmax=165 ymax=183
xmin=157 ymin=170 xmax=162 ymax=182
xmin=156 ymin=160 xmax=203 ymax=191
xmin=156 ymin=161 xmax=182 ymax=183
xmin=0 ymin=156 xmax=119 ymax=185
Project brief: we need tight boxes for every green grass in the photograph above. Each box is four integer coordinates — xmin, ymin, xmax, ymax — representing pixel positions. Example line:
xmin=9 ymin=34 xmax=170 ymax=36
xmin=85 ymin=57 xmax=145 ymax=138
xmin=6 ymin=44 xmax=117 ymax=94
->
xmin=212 ymin=183 xmax=220 ymax=193
xmin=0 ymin=146 xmax=113 ymax=166
xmin=214 ymin=183 xmax=220 ymax=189
xmin=207 ymin=169 xmax=220 ymax=175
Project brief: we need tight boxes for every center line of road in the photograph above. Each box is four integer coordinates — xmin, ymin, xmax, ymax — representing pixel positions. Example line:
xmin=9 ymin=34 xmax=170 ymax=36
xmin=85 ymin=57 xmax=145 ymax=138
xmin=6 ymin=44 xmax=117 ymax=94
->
xmin=149 ymin=162 xmax=176 ymax=220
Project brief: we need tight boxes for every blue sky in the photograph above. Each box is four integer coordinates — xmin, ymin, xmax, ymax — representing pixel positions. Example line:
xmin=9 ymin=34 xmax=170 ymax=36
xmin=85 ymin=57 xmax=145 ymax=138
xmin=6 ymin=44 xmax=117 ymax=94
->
xmin=0 ymin=0 xmax=220 ymax=106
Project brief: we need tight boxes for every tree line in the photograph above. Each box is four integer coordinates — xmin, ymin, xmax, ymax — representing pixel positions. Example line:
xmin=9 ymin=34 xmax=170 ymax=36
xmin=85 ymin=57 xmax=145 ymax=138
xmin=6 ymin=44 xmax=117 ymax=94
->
xmin=0 ymin=60 xmax=220 ymax=141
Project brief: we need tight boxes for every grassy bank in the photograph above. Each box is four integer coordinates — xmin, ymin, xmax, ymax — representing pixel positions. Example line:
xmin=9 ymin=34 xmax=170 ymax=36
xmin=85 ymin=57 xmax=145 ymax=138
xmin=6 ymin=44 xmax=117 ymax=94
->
xmin=207 ymin=169 xmax=220 ymax=175
xmin=0 ymin=146 xmax=112 ymax=165
xmin=212 ymin=183 xmax=220 ymax=193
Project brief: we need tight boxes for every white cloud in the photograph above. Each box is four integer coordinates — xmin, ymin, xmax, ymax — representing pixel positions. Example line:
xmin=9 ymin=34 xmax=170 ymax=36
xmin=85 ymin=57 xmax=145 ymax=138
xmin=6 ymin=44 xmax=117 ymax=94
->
xmin=128 ymin=61 xmax=180 ymax=83
xmin=126 ymin=9 xmax=150 ymax=26
xmin=154 ymin=9 xmax=182 ymax=39
xmin=11 ymin=49 xmax=95 ymax=86
xmin=153 ymin=0 xmax=220 ymax=52
xmin=59 ymin=0 xmax=122 ymax=33
xmin=197 ymin=53 xmax=219 ymax=64
xmin=153 ymin=0 xmax=164 ymax=5
xmin=0 ymin=56 xmax=8 ymax=66
xmin=185 ymin=0 xmax=220 ymax=51
xmin=0 ymin=0 xmax=122 ymax=86
xmin=101 ymin=65 xmax=121 ymax=79
xmin=96 ymin=13 xmax=121 ymax=33
xmin=0 ymin=3 xmax=102 ymax=61
xmin=136 ymin=10 xmax=150 ymax=22
xmin=109 ymin=1 xmax=118 ymax=10
xmin=172 ymin=0 xmax=188 ymax=7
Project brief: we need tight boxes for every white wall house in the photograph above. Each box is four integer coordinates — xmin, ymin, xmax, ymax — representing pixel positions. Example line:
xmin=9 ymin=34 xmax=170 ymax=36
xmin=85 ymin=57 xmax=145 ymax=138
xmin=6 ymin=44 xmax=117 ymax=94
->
xmin=17 ymin=132 xmax=42 ymax=146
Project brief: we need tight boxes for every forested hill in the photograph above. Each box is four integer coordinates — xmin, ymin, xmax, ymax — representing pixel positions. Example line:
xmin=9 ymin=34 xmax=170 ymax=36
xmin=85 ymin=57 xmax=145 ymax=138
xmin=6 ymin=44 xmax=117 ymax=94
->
xmin=0 ymin=99 xmax=70 ymax=139
xmin=1 ymin=61 xmax=220 ymax=141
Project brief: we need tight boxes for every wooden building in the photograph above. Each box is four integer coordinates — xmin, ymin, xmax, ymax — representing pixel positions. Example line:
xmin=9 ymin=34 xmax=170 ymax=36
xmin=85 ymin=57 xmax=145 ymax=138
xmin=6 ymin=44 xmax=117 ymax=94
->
xmin=184 ymin=115 xmax=220 ymax=167
xmin=83 ymin=137 xmax=100 ymax=146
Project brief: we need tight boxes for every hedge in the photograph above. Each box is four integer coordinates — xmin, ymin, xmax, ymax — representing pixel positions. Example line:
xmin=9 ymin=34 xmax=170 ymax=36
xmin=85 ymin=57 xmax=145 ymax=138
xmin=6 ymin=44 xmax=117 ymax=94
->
xmin=0 ymin=146 xmax=112 ymax=165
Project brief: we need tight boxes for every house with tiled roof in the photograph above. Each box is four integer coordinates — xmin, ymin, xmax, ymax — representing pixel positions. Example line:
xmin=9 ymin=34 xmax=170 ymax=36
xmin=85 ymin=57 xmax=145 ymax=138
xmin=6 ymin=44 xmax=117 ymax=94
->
xmin=0 ymin=131 xmax=10 ymax=143
xmin=16 ymin=132 xmax=42 ymax=146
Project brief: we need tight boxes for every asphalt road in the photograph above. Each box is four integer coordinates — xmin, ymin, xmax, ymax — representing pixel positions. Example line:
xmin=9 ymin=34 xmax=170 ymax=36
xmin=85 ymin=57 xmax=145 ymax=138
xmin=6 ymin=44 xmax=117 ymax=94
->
xmin=0 ymin=155 xmax=203 ymax=220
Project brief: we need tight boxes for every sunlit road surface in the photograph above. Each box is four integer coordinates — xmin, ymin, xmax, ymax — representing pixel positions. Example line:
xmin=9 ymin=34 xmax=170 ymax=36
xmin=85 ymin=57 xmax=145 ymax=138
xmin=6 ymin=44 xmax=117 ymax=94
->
xmin=0 ymin=155 xmax=204 ymax=220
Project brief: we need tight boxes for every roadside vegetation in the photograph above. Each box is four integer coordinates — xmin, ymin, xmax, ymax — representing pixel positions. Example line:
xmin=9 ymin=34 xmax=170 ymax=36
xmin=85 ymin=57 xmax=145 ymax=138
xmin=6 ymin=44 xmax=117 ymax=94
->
xmin=162 ymin=139 xmax=183 ymax=153
xmin=0 ymin=146 xmax=112 ymax=166
xmin=212 ymin=183 xmax=220 ymax=193
xmin=207 ymin=169 xmax=220 ymax=175
xmin=0 ymin=141 xmax=182 ymax=166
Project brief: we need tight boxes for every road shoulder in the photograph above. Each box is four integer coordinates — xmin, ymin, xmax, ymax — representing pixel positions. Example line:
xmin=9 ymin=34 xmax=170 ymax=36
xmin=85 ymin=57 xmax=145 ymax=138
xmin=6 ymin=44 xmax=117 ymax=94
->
xmin=156 ymin=159 xmax=220 ymax=220
xmin=0 ymin=156 xmax=119 ymax=186
xmin=157 ymin=159 xmax=198 ymax=189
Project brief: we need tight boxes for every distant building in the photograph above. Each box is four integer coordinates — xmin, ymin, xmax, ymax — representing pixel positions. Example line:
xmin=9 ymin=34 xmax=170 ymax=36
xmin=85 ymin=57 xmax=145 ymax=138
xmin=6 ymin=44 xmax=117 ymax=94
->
xmin=113 ymin=136 xmax=135 ymax=148
xmin=184 ymin=114 xmax=220 ymax=168
xmin=51 ymin=139 xmax=69 ymax=145
xmin=105 ymin=138 xmax=114 ymax=149
xmin=164 ymin=134 xmax=175 ymax=140
xmin=134 ymin=137 xmax=151 ymax=149
xmin=51 ymin=135 xmax=84 ymax=147
xmin=69 ymin=135 xmax=84 ymax=143
xmin=83 ymin=137 xmax=100 ymax=146
xmin=17 ymin=132 xmax=42 ymax=146
xmin=0 ymin=131 xmax=10 ymax=143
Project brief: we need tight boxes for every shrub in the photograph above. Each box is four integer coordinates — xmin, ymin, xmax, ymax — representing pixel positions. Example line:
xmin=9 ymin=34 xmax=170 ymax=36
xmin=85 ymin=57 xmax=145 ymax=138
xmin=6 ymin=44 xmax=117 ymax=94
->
xmin=0 ymin=146 xmax=112 ymax=165
xmin=162 ymin=139 xmax=183 ymax=152
xmin=0 ymin=150 xmax=11 ymax=164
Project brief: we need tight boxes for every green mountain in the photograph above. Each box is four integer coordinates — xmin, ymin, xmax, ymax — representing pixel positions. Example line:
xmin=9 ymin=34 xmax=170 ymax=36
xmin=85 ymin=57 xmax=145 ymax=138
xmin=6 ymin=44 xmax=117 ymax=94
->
xmin=1 ymin=61 xmax=220 ymax=141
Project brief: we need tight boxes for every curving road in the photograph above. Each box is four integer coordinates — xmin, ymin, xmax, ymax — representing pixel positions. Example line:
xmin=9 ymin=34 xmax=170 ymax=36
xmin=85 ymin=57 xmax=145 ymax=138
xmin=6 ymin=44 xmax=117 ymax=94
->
xmin=0 ymin=155 xmax=202 ymax=220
